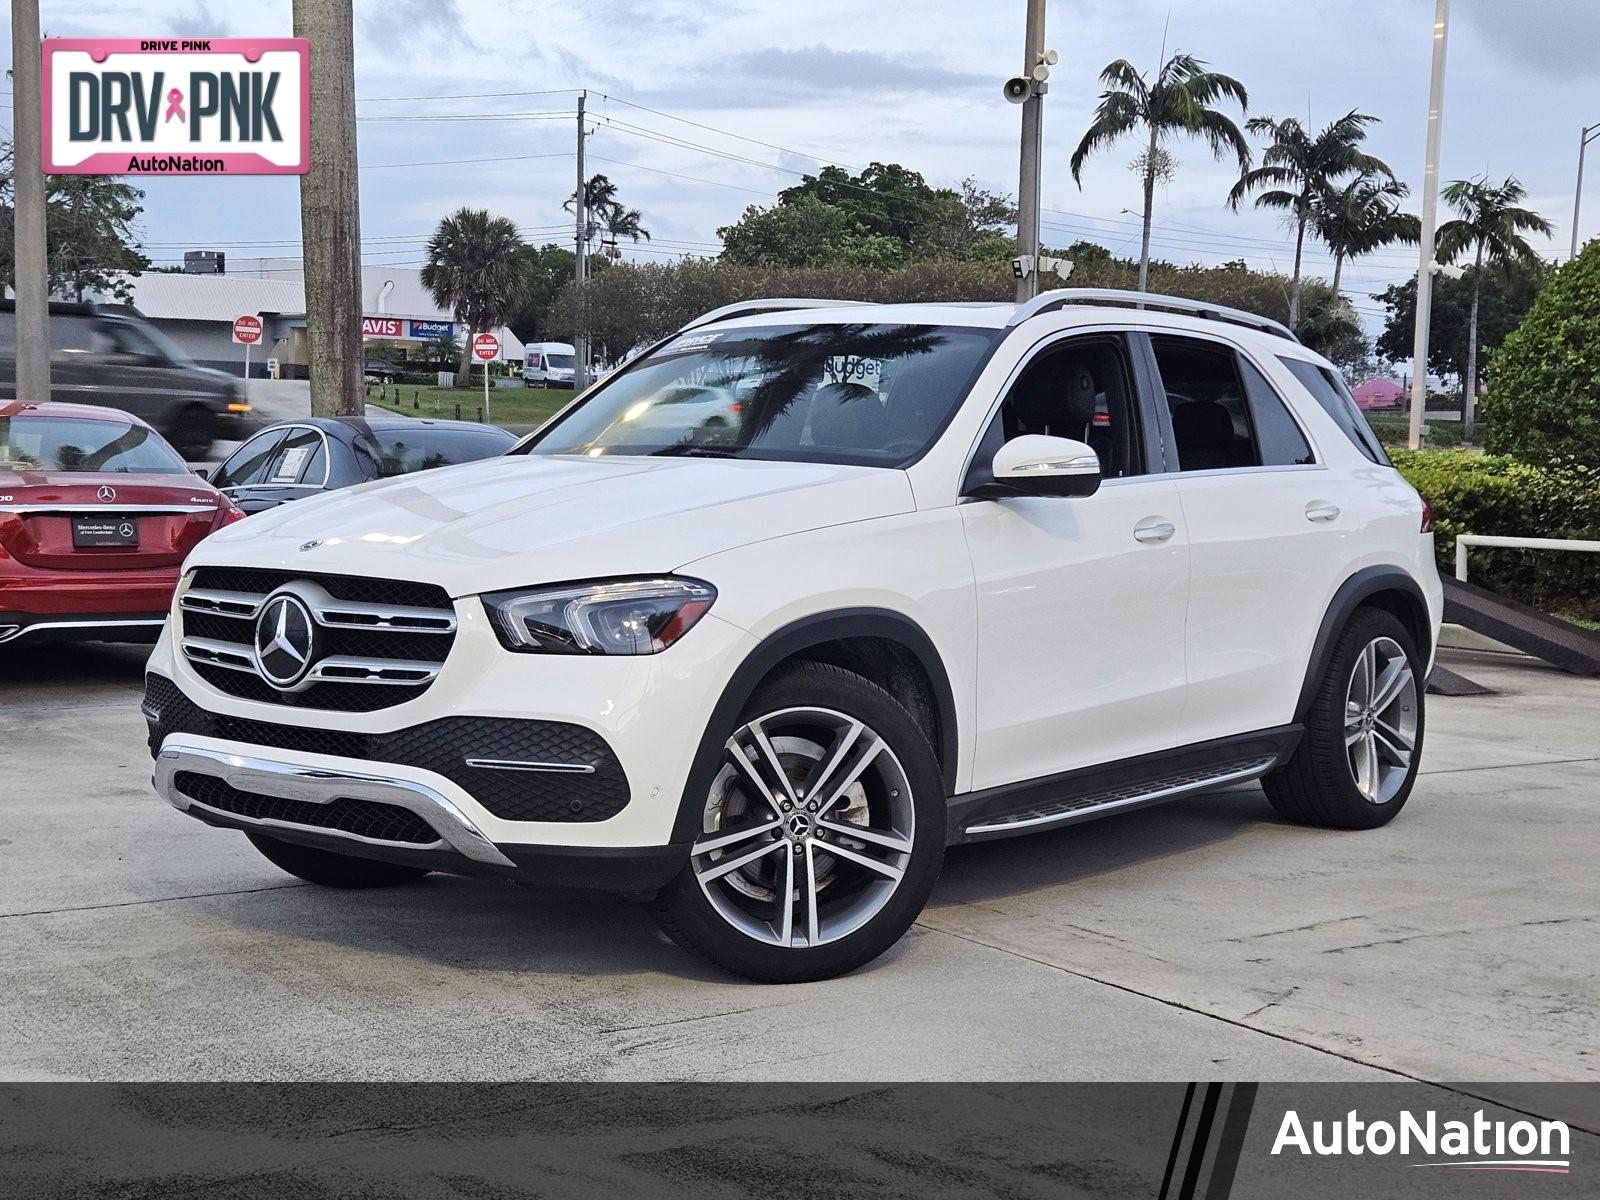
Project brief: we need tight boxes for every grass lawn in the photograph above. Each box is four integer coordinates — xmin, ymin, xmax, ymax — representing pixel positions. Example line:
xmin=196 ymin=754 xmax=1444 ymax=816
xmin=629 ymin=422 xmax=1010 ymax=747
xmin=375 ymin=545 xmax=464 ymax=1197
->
xmin=363 ymin=381 xmax=575 ymax=429
xmin=1366 ymin=413 xmax=1467 ymax=448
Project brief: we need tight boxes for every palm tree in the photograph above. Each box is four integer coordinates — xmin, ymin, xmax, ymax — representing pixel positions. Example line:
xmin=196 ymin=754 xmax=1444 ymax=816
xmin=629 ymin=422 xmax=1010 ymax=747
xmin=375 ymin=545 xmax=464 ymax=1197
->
xmin=600 ymin=205 xmax=651 ymax=258
xmin=1314 ymin=175 xmax=1420 ymax=297
xmin=565 ymin=174 xmax=651 ymax=256
xmin=1228 ymin=111 xmax=1394 ymax=326
xmin=1070 ymin=53 xmax=1251 ymax=293
xmin=421 ymin=208 xmax=530 ymax=382
xmin=1435 ymin=175 xmax=1554 ymax=438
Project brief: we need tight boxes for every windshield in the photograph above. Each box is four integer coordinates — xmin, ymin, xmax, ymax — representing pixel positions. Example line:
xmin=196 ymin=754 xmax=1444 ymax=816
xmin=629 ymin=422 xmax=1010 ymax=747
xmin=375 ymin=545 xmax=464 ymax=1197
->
xmin=519 ymin=323 xmax=997 ymax=467
xmin=544 ymin=354 xmax=574 ymax=369
xmin=0 ymin=415 xmax=189 ymax=474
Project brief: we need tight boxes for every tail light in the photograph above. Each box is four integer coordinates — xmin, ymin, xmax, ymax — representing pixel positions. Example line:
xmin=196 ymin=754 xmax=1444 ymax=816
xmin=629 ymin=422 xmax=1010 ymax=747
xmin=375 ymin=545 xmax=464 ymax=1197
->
xmin=215 ymin=500 xmax=249 ymax=528
xmin=1420 ymin=497 xmax=1433 ymax=533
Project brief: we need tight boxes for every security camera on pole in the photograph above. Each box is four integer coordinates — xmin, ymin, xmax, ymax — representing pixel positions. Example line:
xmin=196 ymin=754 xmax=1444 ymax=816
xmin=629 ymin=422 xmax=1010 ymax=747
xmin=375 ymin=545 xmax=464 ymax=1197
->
xmin=1006 ymin=0 xmax=1057 ymax=302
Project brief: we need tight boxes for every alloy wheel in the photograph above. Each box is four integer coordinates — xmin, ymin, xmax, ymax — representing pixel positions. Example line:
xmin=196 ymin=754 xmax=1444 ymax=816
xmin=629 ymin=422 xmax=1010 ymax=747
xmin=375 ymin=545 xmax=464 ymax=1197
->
xmin=691 ymin=706 xmax=916 ymax=950
xmin=1344 ymin=636 xmax=1418 ymax=804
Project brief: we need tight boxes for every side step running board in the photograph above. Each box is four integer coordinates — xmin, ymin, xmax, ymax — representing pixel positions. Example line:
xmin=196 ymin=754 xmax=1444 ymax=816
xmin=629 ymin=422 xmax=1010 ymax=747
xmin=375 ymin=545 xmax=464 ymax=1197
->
xmin=946 ymin=726 xmax=1301 ymax=844
xmin=964 ymin=756 xmax=1276 ymax=838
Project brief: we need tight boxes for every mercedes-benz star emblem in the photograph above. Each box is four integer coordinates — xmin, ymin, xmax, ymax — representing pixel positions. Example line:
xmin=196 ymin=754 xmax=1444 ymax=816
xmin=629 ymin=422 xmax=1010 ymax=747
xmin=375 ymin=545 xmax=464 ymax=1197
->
xmin=299 ymin=539 xmax=322 ymax=552
xmin=253 ymin=593 xmax=316 ymax=689
xmin=97 ymin=485 xmax=117 ymax=502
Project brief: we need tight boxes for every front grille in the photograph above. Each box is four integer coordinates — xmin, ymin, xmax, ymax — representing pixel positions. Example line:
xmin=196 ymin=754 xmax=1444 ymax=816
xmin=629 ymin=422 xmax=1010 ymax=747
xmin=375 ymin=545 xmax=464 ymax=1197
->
xmin=146 ymin=674 xmax=631 ymax=824
xmin=173 ymin=771 xmax=442 ymax=845
xmin=178 ymin=567 xmax=456 ymax=712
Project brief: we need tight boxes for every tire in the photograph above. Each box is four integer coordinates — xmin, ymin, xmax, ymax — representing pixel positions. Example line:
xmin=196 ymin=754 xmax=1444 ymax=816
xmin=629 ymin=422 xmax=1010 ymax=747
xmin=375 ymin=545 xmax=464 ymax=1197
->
xmin=652 ymin=660 xmax=945 ymax=982
xmin=169 ymin=404 xmax=216 ymax=461
xmin=246 ymin=832 xmax=431 ymax=888
xmin=1263 ymin=606 xmax=1425 ymax=830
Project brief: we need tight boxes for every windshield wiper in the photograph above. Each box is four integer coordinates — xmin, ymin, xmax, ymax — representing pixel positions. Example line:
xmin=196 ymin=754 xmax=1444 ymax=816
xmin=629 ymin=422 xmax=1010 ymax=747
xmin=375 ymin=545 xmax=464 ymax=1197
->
xmin=649 ymin=445 xmax=742 ymax=458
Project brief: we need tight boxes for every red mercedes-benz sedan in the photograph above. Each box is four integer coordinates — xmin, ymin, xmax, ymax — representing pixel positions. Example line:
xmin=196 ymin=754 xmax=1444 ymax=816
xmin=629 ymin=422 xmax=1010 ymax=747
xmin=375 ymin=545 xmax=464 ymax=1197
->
xmin=1 ymin=401 xmax=245 ymax=645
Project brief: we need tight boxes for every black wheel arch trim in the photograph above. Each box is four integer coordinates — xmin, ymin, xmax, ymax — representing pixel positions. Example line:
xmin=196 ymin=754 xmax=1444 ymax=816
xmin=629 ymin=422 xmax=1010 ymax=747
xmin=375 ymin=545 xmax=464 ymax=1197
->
xmin=671 ymin=607 xmax=959 ymax=843
xmin=1295 ymin=565 xmax=1431 ymax=722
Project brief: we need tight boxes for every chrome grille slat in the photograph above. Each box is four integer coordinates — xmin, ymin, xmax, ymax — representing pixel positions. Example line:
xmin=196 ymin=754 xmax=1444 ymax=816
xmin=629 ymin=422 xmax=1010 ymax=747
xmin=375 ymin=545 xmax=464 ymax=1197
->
xmin=180 ymin=588 xmax=263 ymax=619
xmin=180 ymin=636 xmax=258 ymax=673
xmin=307 ymin=657 xmax=441 ymax=685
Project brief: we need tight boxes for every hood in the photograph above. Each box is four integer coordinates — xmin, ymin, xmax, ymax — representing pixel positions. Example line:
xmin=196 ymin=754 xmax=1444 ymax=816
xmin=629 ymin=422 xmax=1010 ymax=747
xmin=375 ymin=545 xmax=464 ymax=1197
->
xmin=189 ymin=453 xmax=914 ymax=597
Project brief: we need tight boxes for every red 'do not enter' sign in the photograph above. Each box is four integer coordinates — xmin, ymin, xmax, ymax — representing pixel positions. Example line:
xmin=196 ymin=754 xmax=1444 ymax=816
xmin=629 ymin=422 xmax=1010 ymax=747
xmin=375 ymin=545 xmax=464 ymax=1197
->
xmin=232 ymin=315 xmax=263 ymax=345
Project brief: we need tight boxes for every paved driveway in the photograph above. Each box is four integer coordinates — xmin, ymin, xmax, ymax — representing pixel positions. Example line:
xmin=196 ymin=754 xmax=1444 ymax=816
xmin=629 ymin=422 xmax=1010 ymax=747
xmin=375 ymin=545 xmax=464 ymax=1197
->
xmin=0 ymin=644 xmax=1593 ymax=1090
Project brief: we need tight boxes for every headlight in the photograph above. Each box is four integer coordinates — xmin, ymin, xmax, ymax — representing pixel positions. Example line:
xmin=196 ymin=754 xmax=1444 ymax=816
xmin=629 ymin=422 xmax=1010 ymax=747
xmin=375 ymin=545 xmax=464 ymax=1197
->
xmin=482 ymin=578 xmax=716 ymax=655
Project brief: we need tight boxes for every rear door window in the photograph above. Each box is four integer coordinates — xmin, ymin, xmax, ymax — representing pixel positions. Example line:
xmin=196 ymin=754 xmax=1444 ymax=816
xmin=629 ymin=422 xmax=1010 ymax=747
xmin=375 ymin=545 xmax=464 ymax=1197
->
xmin=1279 ymin=357 xmax=1390 ymax=464
xmin=212 ymin=430 xmax=288 ymax=489
xmin=1151 ymin=335 xmax=1312 ymax=470
xmin=263 ymin=427 xmax=328 ymax=486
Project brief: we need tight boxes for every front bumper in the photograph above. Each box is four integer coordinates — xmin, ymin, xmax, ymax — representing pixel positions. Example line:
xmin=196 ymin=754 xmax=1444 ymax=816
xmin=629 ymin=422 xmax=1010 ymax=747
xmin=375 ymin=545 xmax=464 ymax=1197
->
xmin=153 ymin=738 xmax=691 ymax=892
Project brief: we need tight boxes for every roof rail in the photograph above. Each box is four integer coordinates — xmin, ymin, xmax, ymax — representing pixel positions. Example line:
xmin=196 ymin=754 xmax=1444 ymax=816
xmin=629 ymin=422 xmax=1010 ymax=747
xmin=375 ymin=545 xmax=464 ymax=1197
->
xmin=1008 ymin=288 xmax=1300 ymax=343
xmin=676 ymin=297 xmax=872 ymax=333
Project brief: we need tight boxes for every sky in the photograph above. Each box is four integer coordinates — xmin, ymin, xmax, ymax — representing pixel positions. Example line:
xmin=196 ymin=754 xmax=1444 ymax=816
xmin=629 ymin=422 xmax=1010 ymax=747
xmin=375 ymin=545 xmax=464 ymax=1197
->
xmin=4 ymin=0 xmax=1600 ymax=331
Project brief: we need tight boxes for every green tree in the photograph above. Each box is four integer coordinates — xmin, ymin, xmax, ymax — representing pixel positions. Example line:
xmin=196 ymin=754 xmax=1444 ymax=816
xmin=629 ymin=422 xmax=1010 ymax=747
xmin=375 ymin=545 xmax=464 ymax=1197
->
xmin=0 ymin=138 xmax=150 ymax=301
xmin=1228 ymin=110 xmax=1393 ymax=326
xmin=1375 ymin=267 xmax=1545 ymax=388
xmin=421 ymin=207 xmax=530 ymax=382
xmin=1070 ymin=52 xmax=1251 ymax=293
xmin=1435 ymin=175 xmax=1554 ymax=437
xmin=507 ymin=242 xmax=576 ymax=343
xmin=1479 ymin=240 xmax=1600 ymax=464
xmin=717 ymin=165 xmax=1013 ymax=267
xmin=1314 ymin=174 xmax=1419 ymax=297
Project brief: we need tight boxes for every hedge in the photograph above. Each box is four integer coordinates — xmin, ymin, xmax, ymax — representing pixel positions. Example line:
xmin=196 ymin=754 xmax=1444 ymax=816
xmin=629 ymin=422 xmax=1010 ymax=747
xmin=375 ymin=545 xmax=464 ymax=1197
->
xmin=1480 ymin=239 xmax=1600 ymax=465
xmin=1390 ymin=450 xmax=1600 ymax=619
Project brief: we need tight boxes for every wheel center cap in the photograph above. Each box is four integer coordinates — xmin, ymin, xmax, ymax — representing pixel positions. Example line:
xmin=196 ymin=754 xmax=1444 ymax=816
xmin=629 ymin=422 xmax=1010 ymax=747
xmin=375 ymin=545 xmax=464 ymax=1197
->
xmin=787 ymin=813 xmax=812 ymax=839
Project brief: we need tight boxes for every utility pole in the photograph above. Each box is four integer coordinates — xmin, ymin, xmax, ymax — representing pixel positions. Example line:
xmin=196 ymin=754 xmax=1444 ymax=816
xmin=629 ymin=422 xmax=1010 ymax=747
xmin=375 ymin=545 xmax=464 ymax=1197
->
xmin=1014 ymin=0 xmax=1047 ymax=303
xmin=1571 ymin=122 xmax=1600 ymax=261
xmin=10 ymin=0 xmax=50 ymax=402
xmin=293 ymin=0 xmax=364 ymax=416
xmin=573 ymin=92 xmax=590 ymax=391
xmin=1407 ymin=0 xmax=1450 ymax=452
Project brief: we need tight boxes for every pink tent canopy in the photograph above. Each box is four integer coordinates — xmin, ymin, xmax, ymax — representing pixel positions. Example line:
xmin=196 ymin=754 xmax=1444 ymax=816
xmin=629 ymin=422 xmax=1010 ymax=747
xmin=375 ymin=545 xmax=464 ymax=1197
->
xmin=1352 ymin=378 xmax=1406 ymax=410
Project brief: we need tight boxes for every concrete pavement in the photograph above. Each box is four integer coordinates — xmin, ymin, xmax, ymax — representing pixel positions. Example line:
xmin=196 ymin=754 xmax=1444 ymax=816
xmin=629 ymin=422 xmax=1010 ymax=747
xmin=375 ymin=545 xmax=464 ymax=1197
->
xmin=0 ymin=644 xmax=1594 ymax=1085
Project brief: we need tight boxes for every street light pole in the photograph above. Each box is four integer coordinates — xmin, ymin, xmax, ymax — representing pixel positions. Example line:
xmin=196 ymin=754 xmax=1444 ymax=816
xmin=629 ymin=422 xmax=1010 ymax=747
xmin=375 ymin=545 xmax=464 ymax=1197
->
xmin=1014 ymin=0 xmax=1047 ymax=303
xmin=1407 ymin=0 xmax=1451 ymax=452
xmin=10 ymin=0 xmax=51 ymax=402
xmin=1571 ymin=121 xmax=1600 ymax=261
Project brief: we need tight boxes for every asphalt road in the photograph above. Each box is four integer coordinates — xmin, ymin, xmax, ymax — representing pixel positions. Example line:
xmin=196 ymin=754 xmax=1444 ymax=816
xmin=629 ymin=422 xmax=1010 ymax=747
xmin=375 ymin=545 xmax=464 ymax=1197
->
xmin=1 ymin=643 xmax=1595 ymax=1090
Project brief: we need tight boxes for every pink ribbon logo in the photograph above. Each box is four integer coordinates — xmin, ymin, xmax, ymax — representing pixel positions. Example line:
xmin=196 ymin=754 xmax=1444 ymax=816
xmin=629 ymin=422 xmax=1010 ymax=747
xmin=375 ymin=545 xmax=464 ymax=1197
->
xmin=164 ymin=88 xmax=185 ymax=123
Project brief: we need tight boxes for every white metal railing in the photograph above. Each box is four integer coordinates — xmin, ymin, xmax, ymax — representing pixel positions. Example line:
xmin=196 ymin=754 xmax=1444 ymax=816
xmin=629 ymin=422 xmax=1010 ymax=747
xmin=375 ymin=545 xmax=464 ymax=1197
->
xmin=1454 ymin=534 xmax=1600 ymax=582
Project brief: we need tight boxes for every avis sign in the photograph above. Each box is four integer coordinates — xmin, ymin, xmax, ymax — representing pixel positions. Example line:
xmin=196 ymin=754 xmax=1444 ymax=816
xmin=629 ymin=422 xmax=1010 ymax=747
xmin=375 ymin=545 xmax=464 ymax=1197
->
xmin=43 ymin=38 xmax=309 ymax=175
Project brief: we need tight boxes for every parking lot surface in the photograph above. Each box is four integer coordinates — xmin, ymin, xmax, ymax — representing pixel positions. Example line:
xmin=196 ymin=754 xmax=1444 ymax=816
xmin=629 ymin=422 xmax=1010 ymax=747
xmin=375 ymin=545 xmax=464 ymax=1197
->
xmin=1 ymin=644 xmax=1594 ymax=1088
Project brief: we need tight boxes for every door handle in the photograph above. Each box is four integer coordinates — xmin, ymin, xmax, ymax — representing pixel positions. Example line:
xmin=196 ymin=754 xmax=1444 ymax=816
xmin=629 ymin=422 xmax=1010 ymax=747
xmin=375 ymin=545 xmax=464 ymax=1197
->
xmin=1133 ymin=517 xmax=1176 ymax=544
xmin=1305 ymin=501 xmax=1341 ymax=523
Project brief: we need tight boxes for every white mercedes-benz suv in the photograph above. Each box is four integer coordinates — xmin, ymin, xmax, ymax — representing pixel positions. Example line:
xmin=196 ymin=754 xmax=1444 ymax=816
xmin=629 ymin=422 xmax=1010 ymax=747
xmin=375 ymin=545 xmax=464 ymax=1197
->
xmin=144 ymin=290 xmax=1442 ymax=982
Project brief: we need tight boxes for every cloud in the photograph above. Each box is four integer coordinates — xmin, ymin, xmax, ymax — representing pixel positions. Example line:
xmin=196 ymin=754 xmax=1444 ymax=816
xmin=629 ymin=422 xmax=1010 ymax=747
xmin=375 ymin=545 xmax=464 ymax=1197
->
xmin=359 ymin=0 xmax=473 ymax=53
xmin=1457 ymin=0 xmax=1600 ymax=79
xmin=731 ymin=44 xmax=991 ymax=96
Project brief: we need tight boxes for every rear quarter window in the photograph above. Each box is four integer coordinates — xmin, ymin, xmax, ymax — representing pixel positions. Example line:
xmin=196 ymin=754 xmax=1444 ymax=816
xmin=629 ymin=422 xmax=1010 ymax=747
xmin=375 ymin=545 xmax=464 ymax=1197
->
xmin=1279 ymin=357 xmax=1390 ymax=465
xmin=363 ymin=428 xmax=514 ymax=477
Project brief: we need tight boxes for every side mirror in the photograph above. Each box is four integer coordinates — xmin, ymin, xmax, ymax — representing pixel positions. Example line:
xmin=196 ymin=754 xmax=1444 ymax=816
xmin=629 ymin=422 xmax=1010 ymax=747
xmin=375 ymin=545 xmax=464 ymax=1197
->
xmin=971 ymin=434 xmax=1101 ymax=499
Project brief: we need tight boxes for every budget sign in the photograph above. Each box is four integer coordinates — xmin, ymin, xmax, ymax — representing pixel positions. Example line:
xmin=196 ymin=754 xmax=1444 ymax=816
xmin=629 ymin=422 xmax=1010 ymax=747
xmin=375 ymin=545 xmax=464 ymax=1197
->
xmin=42 ymin=38 xmax=309 ymax=175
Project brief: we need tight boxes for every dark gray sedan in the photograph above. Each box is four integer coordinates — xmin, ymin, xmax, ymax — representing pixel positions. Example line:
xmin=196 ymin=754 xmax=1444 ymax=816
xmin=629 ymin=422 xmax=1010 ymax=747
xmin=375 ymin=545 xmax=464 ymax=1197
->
xmin=209 ymin=416 xmax=516 ymax=514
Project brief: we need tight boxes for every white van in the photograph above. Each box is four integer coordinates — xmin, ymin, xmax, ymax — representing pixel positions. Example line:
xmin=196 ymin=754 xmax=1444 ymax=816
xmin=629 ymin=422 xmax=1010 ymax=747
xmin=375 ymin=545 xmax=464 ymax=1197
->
xmin=522 ymin=342 xmax=577 ymax=388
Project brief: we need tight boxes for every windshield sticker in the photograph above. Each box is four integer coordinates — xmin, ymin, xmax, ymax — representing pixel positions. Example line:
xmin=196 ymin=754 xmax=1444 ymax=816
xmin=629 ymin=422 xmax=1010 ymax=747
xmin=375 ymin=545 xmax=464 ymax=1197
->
xmin=271 ymin=445 xmax=310 ymax=483
xmin=823 ymin=355 xmax=884 ymax=392
xmin=655 ymin=331 xmax=724 ymax=358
